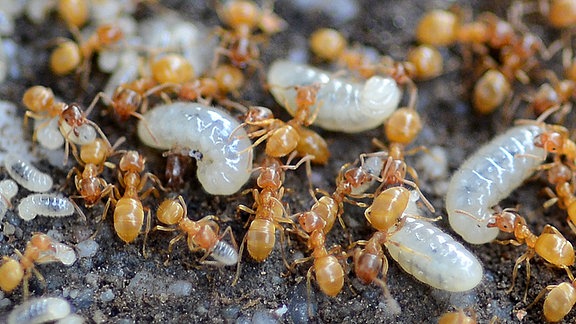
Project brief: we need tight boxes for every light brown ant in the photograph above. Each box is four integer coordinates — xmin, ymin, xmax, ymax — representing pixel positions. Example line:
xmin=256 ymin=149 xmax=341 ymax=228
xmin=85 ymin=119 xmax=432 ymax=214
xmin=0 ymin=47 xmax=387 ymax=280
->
xmin=214 ymin=0 xmax=286 ymax=70
xmin=233 ymin=155 xmax=311 ymax=285
xmin=236 ymin=84 xmax=330 ymax=164
xmin=0 ymin=233 xmax=76 ymax=298
xmin=154 ymin=196 xmax=238 ymax=266
xmin=21 ymin=85 xmax=111 ymax=164
xmin=49 ymin=23 xmax=123 ymax=84
xmin=486 ymin=208 xmax=575 ymax=301
xmin=67 ymin=137 xmax=124 ymax=208
xmin=526 ymin=278 xmax=576 ymax=322
xmin=102 ymin=151 xmax=163 ymax=250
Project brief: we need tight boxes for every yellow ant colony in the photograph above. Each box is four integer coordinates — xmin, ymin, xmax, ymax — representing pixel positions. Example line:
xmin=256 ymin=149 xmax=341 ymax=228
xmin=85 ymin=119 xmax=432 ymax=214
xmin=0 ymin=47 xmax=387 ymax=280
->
xmin=2 ymin=0 xmax=576 ymax=322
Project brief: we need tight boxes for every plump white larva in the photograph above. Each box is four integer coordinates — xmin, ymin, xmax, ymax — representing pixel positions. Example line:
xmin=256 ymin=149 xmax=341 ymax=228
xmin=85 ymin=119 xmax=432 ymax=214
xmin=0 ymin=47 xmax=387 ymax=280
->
xmin=4 ymin=153 xmax=53 ymax=192
xmin=137 ymin=102 xmax=253 ymax=195
xmin=35 ymin=116 xmax=65 ymax=150
xmin=267 ymin=60 xmax=401 ymax=133
xmin=385 ymin=198 xmax=483 ymax=292
xmin=59 ymin=122 xmax=97 ymax=145
xmin=17 ymin=193 xmax=75 ymax=221
xmin=446 ymin=125 xmax=546 ymax=244
xmin=7 ymin=297 xmax=71 ymax=324
xmin=0 ymin=179 xmax=17 ymax=221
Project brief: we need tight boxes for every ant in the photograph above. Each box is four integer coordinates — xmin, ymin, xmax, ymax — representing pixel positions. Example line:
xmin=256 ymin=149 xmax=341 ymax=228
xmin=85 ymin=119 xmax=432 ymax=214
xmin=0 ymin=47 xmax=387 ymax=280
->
xmin=526 ymin=277 xmax=576 ymax=322
xmin=236 ymin=84 xmax=329 ymax=164
xmin=233 ymin=155 xmax=311 ymax=285
xmin=486 ymin=208 xmax=575 ymax=302
xmin=21 ymin=85 xmax=111 ymax=164
xmin=50 ymin=23 xmax=123 ymax=87
xmin=67 ymin=137 xmax=125 ymax=208
xmin=153 ymin=195 xmax=238 ymax=266
xmin=214 ymin=0 xmax=286 ymax=70
xmin=102 ymin=151 xmax=164 ymax=250
xmin=0 ymin=233 xmax=76 ymax=298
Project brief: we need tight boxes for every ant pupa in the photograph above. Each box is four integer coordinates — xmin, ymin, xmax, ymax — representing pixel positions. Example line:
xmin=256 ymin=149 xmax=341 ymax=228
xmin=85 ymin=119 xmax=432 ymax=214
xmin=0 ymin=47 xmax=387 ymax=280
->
xmin=136 ymin=102 xmax=253 ymax=195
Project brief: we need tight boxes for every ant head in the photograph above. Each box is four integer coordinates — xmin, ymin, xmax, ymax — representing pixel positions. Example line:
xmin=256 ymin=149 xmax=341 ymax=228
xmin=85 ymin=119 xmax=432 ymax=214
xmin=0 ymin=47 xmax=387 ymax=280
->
xmin=62 ymin=103 xmax=84 ymax=126
xmin=487 ymin=210 xmax=517 ymax=232
xmin=246 ymin=106 xmax=273 ymax=122
xmin=536 ymin=127 xmax=567 ymax=153
xmin=96 ymin=24 xmax=123 ymax=46
xmin=119 ymin=151 xmax=145 ymax=172
xmin=29 ymin=233 xmax=53 ymax=251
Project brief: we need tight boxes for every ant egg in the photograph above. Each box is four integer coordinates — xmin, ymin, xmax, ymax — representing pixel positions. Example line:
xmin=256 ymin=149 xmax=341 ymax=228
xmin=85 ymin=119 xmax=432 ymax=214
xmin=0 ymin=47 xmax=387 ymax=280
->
xmin=385 ymin=197 xmax=483 ymax=292
xmin=4 ymin=153 xmax=53 ymax=192
xmin=0 ymin=179 xmax=17 ymax=221
xmin=137 ymin=102 xmax=253 ymax=195
xmin=267 ymin=60 xmax=401 ymax=133
xmin=17 ymin=193 xmax=75 ymax=221
xmin=7 ymin=297 xmax=72 ymax=324
xmin=446 ymin=125 xmax=546 ymax=244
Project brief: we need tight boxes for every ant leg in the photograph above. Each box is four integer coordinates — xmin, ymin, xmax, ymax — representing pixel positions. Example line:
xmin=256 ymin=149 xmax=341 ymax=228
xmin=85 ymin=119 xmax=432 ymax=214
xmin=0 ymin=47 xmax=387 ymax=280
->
xmin=232 ymin=234 xmax=248 ymax=286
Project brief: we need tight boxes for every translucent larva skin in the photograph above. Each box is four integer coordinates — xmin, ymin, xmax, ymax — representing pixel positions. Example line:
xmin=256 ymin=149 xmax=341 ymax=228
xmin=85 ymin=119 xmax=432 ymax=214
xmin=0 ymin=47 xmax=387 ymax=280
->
xmin=385 ymin=200 xmax=483 ymax=292
xmin=59 ymin=122 xmax=97 ymax=145
xmin=267 ymin=60 xmax=401 ymax=133
xmin=137 ymin=102 xmax=253 ymax=195
xmin=7 ymin=297 xmax=71 ymax=324
xmin=17 ymin=194 xmax=75 ymax=221
xmin=210 ymin=240 xmax=239 ymax=266
xmin=0 ymin=179 xmax=17 ymax=221
xmin=446 ymin=125 xmax=546 ymax=244
xmin=4 ymin=153 xmax=53 ymax=192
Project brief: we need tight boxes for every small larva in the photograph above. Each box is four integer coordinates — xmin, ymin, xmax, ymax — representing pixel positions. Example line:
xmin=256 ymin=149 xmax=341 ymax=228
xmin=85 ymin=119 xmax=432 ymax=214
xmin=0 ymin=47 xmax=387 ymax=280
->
xmin=4 ymin=153 xmax=53 ymax=192
xmin=17 ymin=193 xmax=75 ymax=221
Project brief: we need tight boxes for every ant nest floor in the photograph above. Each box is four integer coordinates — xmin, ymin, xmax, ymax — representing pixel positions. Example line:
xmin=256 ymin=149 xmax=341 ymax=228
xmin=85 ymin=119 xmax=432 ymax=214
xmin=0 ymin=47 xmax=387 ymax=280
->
xmin=0 ymin=0 xmax=575 ymax=323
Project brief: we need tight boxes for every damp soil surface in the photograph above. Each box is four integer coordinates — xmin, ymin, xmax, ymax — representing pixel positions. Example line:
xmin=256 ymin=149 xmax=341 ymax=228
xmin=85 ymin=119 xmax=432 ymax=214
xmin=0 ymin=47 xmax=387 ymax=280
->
xmin=0 ymin=0 xmax=575 ymax=323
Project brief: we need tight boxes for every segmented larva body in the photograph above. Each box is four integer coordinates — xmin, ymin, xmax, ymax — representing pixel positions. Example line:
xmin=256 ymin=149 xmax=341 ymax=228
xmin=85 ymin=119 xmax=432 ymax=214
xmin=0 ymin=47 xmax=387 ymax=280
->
xmin=137 ymin=102 xmax=253 ymax=195
xmin=4 ymin=153 xmax=53 ymax=192
xmin=17 ymin=193 xmax=75 ymax=221
xmin=385 ymin=198 xmax=483 ymax=292
xmin=7 ymin=297 xmax=71 ymax=324
xmin=0 ymin=179 xmax=17 ymax=221
xmin=446 ymin=125 xmax=546 ymax=244
xmin=209 ymin=240 xmax=239 ymax=266
xmin=267 ymin=60 xmax=401 ymax=133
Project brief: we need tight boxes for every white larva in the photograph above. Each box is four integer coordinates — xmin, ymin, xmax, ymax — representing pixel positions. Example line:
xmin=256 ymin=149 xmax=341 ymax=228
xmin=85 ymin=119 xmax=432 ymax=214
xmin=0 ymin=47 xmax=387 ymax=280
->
xmin=446 ymin=124 xmax=546 ymax=244
xmin=267 ymin=60 xmax=401 ymax=133
xmin=47 ymin=240 xmax=77 ymax=266
xmin=384 ymin=197 xmax=483 ymax=292
xmin=7 ymin=297 xmax=71 ymax=324
xmin=35 ymin=116 xmax=65 ymax=150
xmin=209 ymin=240 xmax=239 ymax=266
xmin=137 ymin=102 xmax=253 ymax=195
xmin=4 ymin=153 xmax=53 ymax=192
xmin=58 ymin=122 xmax=97 ymax=146
xmin=350 ymin=155 xmax=384 ymax=195
xmin=17 ymin=193 xmax=75 ymax=221
xmin=0 ymin=179 xmax=17 ymax=221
